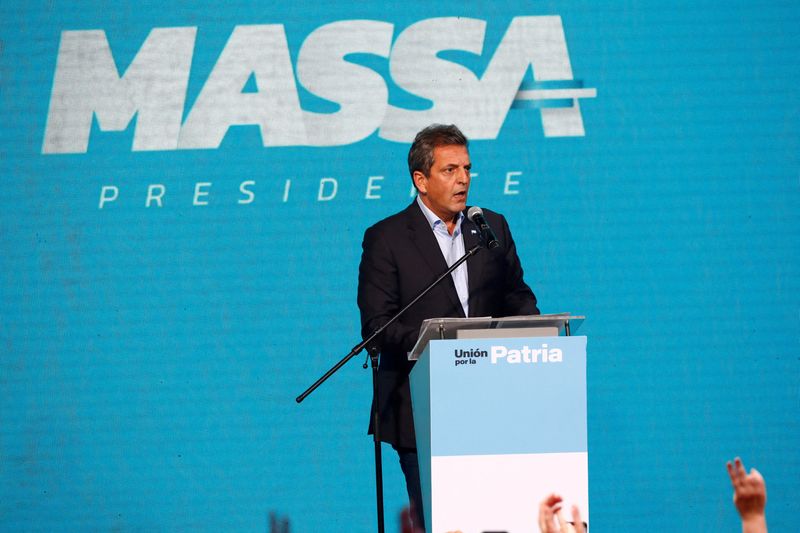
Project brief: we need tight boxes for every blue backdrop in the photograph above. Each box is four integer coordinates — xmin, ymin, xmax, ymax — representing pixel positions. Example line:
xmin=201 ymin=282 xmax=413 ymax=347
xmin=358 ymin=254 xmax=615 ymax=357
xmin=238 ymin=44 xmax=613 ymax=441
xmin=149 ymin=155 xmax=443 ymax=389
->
xmin=2 ymin=1 xmax=798 ymax=531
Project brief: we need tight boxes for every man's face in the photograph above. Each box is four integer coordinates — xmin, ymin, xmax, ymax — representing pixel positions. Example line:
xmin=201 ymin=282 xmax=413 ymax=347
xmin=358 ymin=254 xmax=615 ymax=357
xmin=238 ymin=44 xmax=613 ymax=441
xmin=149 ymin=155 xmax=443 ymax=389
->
xmin=414 ymin=144 xmax=471 ymax=224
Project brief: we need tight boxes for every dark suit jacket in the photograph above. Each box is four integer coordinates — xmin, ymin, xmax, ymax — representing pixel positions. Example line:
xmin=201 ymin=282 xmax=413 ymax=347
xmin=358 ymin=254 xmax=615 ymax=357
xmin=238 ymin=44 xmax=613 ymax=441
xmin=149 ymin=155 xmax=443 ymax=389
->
xmin=357 ymin=200 xmax=539 ymax=448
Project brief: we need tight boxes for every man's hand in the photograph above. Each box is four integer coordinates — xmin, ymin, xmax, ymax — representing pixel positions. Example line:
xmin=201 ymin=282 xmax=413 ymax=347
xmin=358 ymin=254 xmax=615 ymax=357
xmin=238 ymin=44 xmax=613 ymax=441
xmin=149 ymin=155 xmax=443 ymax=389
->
xmin=726 ymin=457 xmax=768 ymax=533
xmin=538 ymin=493 xmax=586 ymax=533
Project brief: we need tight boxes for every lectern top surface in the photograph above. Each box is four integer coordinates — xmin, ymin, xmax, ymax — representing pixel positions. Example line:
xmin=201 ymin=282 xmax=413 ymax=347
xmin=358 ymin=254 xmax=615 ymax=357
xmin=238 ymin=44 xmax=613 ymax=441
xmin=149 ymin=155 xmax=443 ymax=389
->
xmin=408 ymin=313 xmax=584 ymax=361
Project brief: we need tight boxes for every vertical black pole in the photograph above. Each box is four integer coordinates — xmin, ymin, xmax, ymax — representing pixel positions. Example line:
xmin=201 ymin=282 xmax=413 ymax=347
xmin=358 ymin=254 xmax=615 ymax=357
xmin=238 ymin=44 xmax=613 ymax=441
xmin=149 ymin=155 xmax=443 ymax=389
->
xmin=369 ymin=345 xmax=385 ymax=533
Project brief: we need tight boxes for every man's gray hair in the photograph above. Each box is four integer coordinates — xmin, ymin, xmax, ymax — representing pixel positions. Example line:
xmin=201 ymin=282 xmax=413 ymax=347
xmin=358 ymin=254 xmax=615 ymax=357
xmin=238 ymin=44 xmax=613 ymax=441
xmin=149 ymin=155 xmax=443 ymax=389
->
xmin=407 ymin=124 xmax=469 ymax=183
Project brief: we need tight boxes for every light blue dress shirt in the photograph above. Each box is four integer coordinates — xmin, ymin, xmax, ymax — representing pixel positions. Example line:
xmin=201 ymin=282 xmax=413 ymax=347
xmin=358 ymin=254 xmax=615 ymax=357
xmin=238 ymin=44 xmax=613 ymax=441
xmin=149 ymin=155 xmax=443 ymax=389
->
xmin=416 ymin=196 xmax=469 ymax=317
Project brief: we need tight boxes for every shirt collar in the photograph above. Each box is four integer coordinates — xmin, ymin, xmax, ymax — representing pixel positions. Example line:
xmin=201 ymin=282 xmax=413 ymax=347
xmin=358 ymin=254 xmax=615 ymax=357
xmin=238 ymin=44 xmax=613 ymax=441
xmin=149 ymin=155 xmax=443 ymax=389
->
xmin=416 ymin=196 xmax=464 ymax=234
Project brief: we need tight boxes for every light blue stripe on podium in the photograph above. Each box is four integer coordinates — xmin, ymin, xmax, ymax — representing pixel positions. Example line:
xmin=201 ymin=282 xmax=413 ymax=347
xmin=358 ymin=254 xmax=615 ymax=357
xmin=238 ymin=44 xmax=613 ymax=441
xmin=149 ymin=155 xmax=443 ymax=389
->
xmin=419 ymin=336 xmax=587 ymax=457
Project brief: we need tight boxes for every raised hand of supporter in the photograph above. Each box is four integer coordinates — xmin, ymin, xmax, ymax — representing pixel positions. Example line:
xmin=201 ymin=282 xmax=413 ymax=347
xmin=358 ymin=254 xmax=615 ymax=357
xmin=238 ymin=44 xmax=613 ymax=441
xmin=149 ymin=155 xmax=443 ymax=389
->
xmin=538 ymin=493 xmax=586 ymax=533
xmin=400 ymin=506 xmax=422 ymax=533
xmin=726 ymin=457 xmax=768 ymax=533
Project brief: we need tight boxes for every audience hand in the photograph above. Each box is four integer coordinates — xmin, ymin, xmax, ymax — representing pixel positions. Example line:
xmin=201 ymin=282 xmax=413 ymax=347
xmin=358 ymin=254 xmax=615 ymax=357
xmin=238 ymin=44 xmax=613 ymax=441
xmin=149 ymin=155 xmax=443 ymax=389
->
xmin=400 ymin=506 xmax=424 ymax=533
xmin=538 ymin=493 xmax=586 ymax=533
xmin=726 ymin=457 xmax=767 ymax=533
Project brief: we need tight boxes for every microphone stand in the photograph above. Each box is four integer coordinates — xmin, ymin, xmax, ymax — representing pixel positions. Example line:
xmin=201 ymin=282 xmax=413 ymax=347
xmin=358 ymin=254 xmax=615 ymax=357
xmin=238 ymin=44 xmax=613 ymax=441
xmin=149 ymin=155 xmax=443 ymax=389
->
xmin=296 ymin=242 xmax=483 ymax=533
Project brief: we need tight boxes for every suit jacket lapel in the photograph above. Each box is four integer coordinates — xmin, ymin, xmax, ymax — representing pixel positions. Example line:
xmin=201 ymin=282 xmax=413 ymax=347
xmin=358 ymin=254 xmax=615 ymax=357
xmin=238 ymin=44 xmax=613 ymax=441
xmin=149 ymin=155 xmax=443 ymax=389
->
xmin=462 ymin=212 xmax=485 ymax=317
xmin=405 ymin=201 xmax=464 ymax=316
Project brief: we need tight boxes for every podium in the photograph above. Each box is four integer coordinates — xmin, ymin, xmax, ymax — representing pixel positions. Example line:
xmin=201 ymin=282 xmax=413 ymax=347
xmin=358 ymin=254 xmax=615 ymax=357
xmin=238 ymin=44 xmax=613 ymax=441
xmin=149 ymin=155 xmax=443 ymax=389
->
xmin=408 ymin=314 xmax=588 ymax=533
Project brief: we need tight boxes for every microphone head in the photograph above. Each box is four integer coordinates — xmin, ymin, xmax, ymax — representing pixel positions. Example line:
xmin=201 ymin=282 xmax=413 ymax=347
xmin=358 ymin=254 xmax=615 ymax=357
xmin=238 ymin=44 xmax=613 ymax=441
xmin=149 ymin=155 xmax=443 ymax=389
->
xmin=467 ymin=206 xmax=483 ymax=222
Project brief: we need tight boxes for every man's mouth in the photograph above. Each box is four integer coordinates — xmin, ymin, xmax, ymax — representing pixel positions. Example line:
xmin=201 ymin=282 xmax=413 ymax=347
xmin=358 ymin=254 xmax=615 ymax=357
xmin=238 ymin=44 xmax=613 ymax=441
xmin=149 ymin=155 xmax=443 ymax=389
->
xmin=453 ymin=191 xmax=467 ymax=200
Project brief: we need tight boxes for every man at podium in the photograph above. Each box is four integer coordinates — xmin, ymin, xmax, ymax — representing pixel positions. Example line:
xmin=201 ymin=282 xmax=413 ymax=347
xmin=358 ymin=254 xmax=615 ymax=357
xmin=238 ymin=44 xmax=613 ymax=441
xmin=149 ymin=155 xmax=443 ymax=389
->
xmin=357 ymin=124 xmax=540 ymax=530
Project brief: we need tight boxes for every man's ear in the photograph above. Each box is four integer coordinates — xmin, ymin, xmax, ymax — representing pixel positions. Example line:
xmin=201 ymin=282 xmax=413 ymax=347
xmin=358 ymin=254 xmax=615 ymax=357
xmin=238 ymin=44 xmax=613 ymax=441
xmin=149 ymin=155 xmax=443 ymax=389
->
xmin=412 ymin=171 xmax=427 ymax=194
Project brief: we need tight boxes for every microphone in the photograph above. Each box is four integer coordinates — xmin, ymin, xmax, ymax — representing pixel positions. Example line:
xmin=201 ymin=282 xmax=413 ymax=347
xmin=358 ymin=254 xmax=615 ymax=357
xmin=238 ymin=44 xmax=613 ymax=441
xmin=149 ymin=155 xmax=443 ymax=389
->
xmin=467 ymin=206 xmax=500 ymax=250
